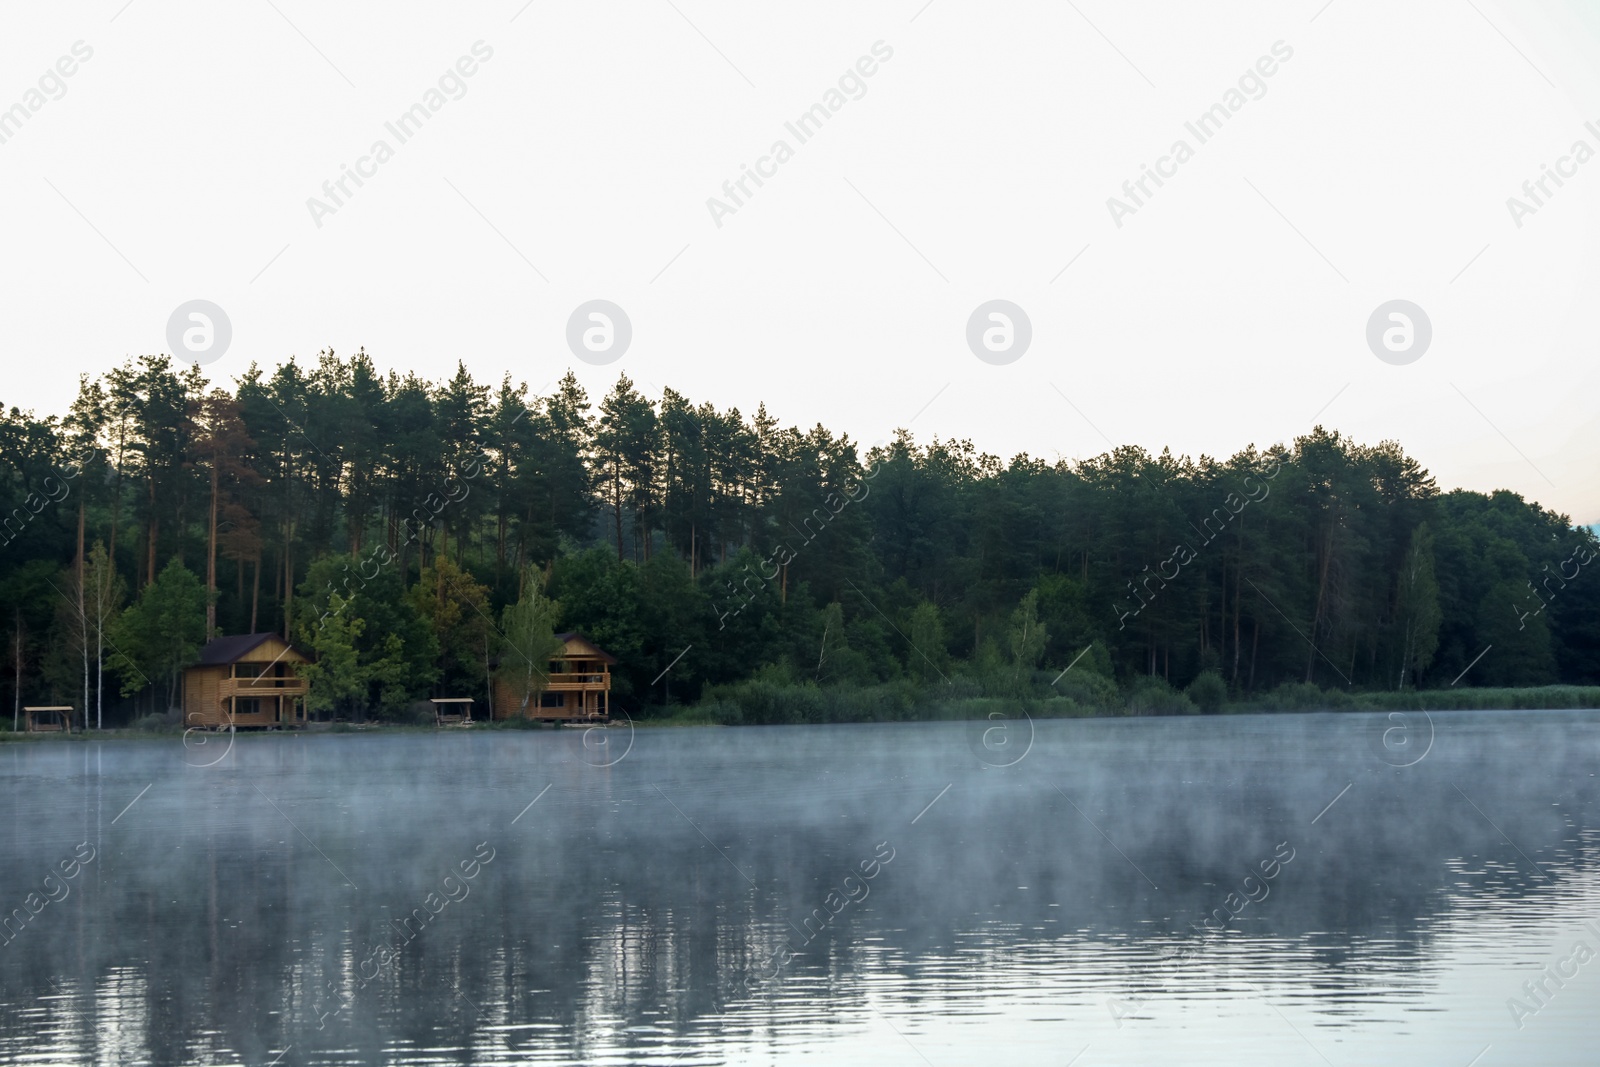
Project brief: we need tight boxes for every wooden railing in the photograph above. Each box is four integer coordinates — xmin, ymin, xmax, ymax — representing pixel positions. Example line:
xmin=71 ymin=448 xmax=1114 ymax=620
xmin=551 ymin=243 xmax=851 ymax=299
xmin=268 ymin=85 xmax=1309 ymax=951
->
xmin=220 ymin=676 xmax=308 ymax=699
xmin=545 ymin=672 xmax=610 ymax=689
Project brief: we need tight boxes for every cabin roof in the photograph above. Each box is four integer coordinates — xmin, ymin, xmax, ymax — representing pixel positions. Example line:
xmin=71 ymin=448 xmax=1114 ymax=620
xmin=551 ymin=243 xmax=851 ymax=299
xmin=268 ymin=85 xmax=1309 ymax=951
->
xmin=23 ymin=706 xmax=73 ymax=712
xmin=195 ymin=633 xmax=304 ymax=665
xmin=555 ymin=632 xmax=617 ymax=664
xmin=487 ymin=632 xmax=618 ymax=670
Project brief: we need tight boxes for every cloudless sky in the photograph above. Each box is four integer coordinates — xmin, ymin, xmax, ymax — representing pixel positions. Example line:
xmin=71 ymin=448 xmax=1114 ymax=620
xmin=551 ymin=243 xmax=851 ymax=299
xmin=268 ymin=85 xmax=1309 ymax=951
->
xmin=1 ymin=0 xmax=1597 ymax=523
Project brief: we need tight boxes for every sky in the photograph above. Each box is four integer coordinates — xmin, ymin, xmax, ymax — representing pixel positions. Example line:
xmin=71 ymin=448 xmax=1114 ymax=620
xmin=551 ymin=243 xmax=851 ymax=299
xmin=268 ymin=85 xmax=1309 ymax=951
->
xmin=1 ymin=0 xmax=1597 ymax=524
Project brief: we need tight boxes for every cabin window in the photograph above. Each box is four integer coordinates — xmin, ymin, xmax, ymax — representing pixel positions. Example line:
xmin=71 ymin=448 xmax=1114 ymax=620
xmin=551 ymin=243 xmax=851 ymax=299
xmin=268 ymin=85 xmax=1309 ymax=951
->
xmin=539 ymin=692 xmax=564 ymax=708
xmin=234 ymin=698 xmax=262 ymax=716
xmin=234 ymin=663 xmax=264 ymax=678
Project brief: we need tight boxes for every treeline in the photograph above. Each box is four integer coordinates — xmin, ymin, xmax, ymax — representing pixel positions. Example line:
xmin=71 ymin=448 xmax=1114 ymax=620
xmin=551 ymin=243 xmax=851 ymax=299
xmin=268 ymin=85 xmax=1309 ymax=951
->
xmin=1 ymin=349 xmax=1596 ymax=725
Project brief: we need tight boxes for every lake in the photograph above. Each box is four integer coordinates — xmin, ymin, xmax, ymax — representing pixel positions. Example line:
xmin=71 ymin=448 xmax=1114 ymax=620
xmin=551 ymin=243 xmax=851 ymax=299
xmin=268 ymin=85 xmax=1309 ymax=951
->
xmin=2 ymin=710 xmax=1597 ymax=1065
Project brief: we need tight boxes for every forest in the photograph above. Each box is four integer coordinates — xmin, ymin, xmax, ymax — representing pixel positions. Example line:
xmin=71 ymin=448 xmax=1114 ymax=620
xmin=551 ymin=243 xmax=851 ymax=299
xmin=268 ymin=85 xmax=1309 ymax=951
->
xmin=1 ymin=349 xmax=1597 ymax=728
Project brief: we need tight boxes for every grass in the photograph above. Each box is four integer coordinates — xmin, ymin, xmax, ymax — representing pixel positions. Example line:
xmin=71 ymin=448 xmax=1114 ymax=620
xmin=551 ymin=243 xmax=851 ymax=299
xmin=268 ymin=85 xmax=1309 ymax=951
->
xmin=1334 ymin=685 xmax=1600 ymax=712
xmin=665 ymin=679 xmax=1600 ymax=725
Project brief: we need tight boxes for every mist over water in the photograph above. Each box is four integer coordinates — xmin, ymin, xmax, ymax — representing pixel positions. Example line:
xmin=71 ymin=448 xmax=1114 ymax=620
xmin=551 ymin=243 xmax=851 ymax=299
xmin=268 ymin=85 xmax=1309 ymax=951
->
xmin=2 ymin=712 xmax=1598 ymax=1065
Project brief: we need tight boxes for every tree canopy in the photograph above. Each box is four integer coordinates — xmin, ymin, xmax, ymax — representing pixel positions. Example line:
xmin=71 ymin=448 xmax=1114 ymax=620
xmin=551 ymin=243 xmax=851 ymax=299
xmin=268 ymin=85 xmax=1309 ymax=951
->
xmin=1 ymin=349 xmax=1595 ymax=722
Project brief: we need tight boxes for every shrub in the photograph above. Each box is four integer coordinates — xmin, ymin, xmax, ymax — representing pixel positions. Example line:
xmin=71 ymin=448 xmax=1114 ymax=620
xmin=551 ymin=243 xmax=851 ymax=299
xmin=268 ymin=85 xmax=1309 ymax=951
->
xmin=1126 ymin=676 xmax=1196 ymax=716
xmin=937 ymin=676 xmax=985 ymax=702
xmin=1263 ymin=681 xmax=1352 ymax=711
xmin=1185 ymin=670 xmax=1228 ymax=714
xmin=393 ymin=701 xmax=438 ymax=727
xmin=1051 ymin=668 xmax=1122 ymax=712
xmin=132 ymin=711 xmax=180 ymax=733
xmin=1353 ymin=685 xmax=1600 ymax=712
xmin=693 ymin=678 xmax=923 ymax=725
xmin=704 ymin=699 xmax=743 ymax=726
xmin=486 ymin=712 xmax=542 ymax=729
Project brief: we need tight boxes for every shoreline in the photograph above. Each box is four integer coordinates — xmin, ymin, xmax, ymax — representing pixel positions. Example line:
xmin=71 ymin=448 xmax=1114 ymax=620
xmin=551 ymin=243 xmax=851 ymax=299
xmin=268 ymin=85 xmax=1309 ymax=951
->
xmin=7 ymin=684 xmax=1600 ymax=743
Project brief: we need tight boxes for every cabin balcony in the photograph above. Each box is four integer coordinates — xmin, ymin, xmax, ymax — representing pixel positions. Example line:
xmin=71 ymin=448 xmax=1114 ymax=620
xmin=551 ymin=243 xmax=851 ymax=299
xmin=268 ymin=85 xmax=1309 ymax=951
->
xmin=544 ymin=671 xmax=610 ymax=691
xmin=219 ymin=676 xmax=309 ymax=701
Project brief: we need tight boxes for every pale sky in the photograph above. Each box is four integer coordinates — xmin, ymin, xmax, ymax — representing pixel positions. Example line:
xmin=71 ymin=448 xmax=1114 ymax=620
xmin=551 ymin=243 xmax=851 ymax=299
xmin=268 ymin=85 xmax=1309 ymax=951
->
xmin=1 ymin=0 xmax=1597 ymax=523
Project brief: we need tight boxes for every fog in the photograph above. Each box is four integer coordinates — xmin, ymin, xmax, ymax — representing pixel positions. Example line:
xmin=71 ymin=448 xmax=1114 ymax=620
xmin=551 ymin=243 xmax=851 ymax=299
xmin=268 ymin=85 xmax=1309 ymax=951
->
xmin=2 ymin=713 xmax=1597 ymax=1065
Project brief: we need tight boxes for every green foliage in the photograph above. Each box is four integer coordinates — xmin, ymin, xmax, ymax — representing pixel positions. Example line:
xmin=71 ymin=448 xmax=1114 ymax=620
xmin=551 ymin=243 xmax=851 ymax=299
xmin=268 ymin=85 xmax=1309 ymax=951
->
xmin=1051 ymin=661 xmax=1121 ymax=711
xmin=971 ymin=636 xmax=1006 ymax=684
xmin=1474 ymin=579 xmax=1558 ymax=686
xmin=1007 ymin=589 xmax=1049 ymax=691
xmin=293 ymin=554 xmax=438 ymax=719
xmin=549 ymin=548 xmax=657 ymax=703
xmin=1034 ymin=572 xmax=1091 ymax=663
xmin=83 ymin=542 xmax=125 ymax=726
xmin=813 ymin=601 xmax=875 ymax=685
xmin=1185 ymin=669 xmax=1228 ymax=714
xmin=1345 ymin=685 xmax=1600 ymax=711
xmin=1126 ymin=676 xmax=1196 ymax=716
xmin=1395 ymin=522 xmax=1442 ymax=689
xmin=696 ymin=677 xmax=922 ymax=725
xmin=130 ymin=710 xmax=180 ymax=732
xmin=107 ymin=558 xmax=208 ymax=708
xmin=408 ymin=554 xmax=493 ymax=690
xmin=1259 ymin=681 xmax=1353 ymax=712
xmin=635 ymin=551 xmax=710 ymax=699
xmin=392 ymin=701 xmax=438 ymax=727
xmin=495 ymin=568 xmax=563 ymax=717
xmin=3 ymin=350 xmax=1599 ymax=725
xmin=296 ymin=593 xmax=368 ymax=715
xmin=906 ymin=600 xmax=950 ymax=683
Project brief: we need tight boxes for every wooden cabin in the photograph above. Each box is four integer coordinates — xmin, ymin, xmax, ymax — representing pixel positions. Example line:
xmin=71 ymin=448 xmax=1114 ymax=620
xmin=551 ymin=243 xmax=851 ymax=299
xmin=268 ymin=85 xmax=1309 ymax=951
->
xmin=492 ymin=632 xmax=615 ymax=723
xmin=183 ymin=633 xmax=311 ymax=729
xmin=22 ymin=706 xmax=73 ymax=733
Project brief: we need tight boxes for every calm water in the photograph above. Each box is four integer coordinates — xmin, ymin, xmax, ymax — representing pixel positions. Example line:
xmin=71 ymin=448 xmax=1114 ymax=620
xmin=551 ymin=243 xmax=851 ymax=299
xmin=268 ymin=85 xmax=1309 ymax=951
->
xmin=2 ymin=711 xmax=1598 ymax=1065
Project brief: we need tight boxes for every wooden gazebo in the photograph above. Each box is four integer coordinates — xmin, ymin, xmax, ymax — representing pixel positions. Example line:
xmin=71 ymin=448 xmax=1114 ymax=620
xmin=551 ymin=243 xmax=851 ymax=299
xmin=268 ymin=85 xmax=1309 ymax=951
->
xmin=22 ymin=706 xmax=73 ymax=733
xmin=430 ymin=697 xmax=475 ymax=727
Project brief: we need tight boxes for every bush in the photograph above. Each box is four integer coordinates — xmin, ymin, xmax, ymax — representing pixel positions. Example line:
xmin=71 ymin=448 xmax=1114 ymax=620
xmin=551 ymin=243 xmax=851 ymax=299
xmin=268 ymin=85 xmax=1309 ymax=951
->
xmin=1262 ymin=681 xmax=1352 ymax=711
xmin=701 ymin=699 xmax=743 ymax=726
xmin=1349 ymin=685 xmax=1600 ymax=712
xmin=1185 ymin=670 xmax=1228 ymax=714
xmin=1126 ymin=676 xmax=1196 ymax=716
xmin=1051 ymin=668 xmax=1121 ymax=712
xmin=939 ymin=676 xmax=985 ymax=702
xmin=132 ymin=709 xmax=182 ymax=732
xmin=924 ymin=696 xmax=1019 ymax=722
xmin=655 ymin=705 xmax=725 ymax=726
xmin=693 ymin=678 xmax=923 ymax=725
xmin=393 ymin=701 xmax=439 ymax=727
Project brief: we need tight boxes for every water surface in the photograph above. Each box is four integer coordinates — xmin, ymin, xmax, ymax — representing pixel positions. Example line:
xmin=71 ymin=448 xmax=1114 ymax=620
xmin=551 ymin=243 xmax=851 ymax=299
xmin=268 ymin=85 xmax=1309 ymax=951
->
xmin=2 ymin=711 xmax=1598 ymax=1065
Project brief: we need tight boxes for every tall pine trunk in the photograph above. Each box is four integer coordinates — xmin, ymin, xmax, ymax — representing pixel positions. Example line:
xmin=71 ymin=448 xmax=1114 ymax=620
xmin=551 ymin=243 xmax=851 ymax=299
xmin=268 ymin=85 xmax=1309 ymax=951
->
xmin=13 ymin=616 xmax=22 ymax=732
xmin=109 ymin=423 xmax=126 ymax=576
xmin=146 ymin=474 xmax=158 ymax=586
xmin=612 ymin=467 xmax=624 ymax=562
xmin=1305 ymin=528 xmax=1334 ymax=682
xmin=95 ymin=591 xmax=104 ymax=731
xmin=206 ymin=461 xmax=219 ymax=635
xmin=78 ymin=500 xmax=89 ymax=727
xmin=282 ymin=524 xmax=294 ymax=641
